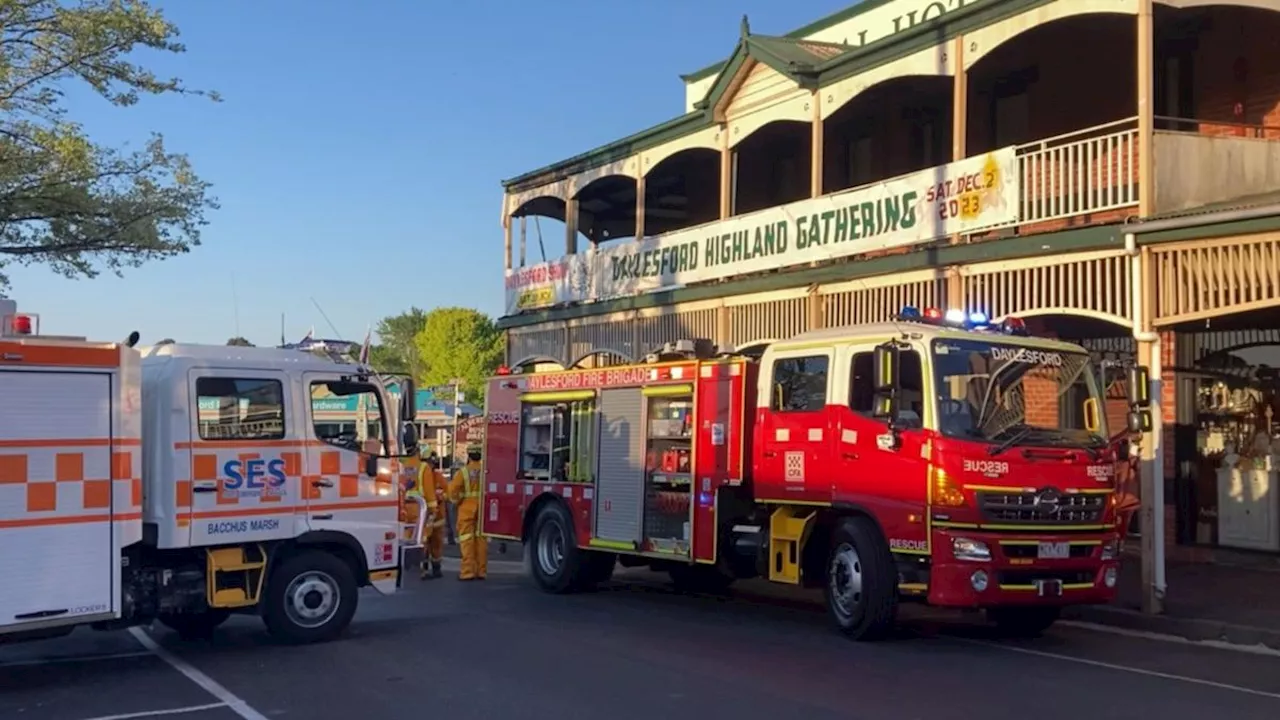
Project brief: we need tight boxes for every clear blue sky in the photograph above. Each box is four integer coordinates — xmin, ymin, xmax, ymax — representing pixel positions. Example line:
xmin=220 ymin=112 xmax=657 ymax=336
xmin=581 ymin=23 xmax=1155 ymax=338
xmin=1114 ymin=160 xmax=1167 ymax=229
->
xmin=6 ymin=0 xmax=851 ymax=345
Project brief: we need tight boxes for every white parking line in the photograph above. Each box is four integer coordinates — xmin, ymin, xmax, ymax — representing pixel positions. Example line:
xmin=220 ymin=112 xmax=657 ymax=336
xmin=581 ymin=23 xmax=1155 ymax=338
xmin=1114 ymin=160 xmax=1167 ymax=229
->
xmin=0 ymin=650 xmax=154 ymax=669
xmin=128 ymin=628 xmax=270 ymax=720
xmin=79 ymin=702 xmax=228 ymax=720
xmin=957 ymin=636 xmax=1280 ymax=700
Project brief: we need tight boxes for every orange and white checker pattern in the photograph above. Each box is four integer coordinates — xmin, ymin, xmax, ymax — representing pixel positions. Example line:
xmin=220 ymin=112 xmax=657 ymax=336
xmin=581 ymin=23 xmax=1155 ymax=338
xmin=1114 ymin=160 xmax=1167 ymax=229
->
xmin=172 ymin=440 xmax=398 ymax=525
xmin=0 ymin=438 xmax=142 ymax=531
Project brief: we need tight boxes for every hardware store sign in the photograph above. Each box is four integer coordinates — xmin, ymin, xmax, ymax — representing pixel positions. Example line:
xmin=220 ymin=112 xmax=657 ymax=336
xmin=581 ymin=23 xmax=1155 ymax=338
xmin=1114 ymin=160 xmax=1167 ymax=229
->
xmin=503 ymin=147 xmax=1018 ymax=314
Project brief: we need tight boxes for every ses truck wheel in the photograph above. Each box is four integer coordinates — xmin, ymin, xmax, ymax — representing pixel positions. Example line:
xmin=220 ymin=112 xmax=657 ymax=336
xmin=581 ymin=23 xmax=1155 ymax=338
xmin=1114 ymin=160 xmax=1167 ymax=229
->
xmin=158 ymin=610 xmax=230 ymax=641
xmin=529 ymin=502 xmax=585 ymax=594
xmin=987 ymin=606 xmax=1061 ymax=637
xmin=824 ymin=516 xmax=898 ymax=641
xmin=262 ymin=550 xmax=358 ymax=644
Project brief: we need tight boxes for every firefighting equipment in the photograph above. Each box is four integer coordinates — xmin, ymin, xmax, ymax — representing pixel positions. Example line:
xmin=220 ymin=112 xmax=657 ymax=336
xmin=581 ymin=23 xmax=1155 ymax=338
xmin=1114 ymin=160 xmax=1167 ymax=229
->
xmin=449 ymin=456 xmax=486 ymax=580
xmin=418 ymin=460 xmax=449 ymax=580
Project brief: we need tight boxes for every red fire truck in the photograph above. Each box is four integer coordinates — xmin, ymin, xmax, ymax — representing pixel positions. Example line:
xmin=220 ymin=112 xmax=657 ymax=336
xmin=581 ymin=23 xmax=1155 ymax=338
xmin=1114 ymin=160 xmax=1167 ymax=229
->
xmin=480 ymin=307 xmax=1151 ymax=639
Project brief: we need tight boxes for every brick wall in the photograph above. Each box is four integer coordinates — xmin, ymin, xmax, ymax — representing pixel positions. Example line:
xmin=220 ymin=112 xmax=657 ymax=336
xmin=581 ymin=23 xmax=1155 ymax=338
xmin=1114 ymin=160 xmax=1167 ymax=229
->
xmin=1185 ymin=7 xmax=1280 ymax=135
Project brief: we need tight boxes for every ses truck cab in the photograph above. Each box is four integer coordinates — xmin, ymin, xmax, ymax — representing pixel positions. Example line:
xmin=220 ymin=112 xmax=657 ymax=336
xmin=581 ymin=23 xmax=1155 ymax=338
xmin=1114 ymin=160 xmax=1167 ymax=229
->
xmin=0 ymin=302 xmax=425 ymax=645
xmin=481 ymin=307 xmax=1152 ymax=639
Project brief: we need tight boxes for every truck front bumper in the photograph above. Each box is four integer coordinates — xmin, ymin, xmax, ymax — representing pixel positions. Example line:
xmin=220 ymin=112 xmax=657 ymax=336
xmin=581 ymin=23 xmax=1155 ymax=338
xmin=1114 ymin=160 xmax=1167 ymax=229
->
xmin=925 ymin=528 xmax=1121 ymax=609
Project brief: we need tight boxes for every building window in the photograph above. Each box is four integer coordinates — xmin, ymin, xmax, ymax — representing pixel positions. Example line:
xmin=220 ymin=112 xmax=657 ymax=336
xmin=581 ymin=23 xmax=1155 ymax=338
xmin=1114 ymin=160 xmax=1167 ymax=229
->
xmin=847 ymin=136 xmax=874 ymax=187
xmin=771 ymin=355 xmax=829 ymax=412
xmin=196 ymin=378 xmax=285 ymax=441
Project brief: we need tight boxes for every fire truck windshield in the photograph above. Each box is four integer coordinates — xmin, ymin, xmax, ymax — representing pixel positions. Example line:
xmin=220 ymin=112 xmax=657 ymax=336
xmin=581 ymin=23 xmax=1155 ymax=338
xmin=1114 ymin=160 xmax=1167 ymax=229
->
xmin=930 ymin=338 xmax=1106 ymax=451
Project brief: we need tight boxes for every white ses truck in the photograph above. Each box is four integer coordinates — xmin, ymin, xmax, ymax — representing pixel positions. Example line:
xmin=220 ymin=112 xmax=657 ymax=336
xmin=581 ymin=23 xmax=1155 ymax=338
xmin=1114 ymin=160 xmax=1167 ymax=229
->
xmin=0 ymin=300 xmax=424 ymax=645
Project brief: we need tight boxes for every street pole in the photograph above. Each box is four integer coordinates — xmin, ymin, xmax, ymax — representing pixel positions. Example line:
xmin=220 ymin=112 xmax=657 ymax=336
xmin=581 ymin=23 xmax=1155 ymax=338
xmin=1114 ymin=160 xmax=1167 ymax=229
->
xmin=450 ymin=378 xmax=464 ymax=466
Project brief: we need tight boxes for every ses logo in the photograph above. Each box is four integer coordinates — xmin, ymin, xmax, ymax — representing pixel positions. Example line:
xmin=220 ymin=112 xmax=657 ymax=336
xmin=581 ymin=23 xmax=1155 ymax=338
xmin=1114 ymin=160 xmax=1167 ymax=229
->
xmin=223 ymin=458 xmax=288 ymax=499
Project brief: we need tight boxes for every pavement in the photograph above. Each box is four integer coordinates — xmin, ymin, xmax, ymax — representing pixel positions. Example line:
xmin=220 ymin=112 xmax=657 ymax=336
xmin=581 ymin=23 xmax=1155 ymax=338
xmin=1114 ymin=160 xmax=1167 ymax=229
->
xmin=5 ymin=555 xmax=1280 ymax=720
xmin=1065 ymin=547 xmax=1280 ymax=651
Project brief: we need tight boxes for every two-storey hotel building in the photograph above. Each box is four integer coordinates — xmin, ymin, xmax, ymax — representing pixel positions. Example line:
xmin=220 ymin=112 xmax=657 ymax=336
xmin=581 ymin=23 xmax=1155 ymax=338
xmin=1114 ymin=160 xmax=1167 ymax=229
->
xmin=496 ymin=0 xmax=1280 ymax=609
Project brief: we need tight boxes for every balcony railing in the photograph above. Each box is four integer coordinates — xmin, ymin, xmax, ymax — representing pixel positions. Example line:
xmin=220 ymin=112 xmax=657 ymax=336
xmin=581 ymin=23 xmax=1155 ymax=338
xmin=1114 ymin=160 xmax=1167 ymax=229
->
xmin=1011 ymin=117 xmax=1140 ymax=226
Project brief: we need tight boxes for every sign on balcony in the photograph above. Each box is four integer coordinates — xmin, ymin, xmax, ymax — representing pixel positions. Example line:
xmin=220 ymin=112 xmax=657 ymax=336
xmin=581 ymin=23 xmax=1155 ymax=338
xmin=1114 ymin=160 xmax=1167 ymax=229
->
xmin=504 ymin=147 xmax=1019 ymax=315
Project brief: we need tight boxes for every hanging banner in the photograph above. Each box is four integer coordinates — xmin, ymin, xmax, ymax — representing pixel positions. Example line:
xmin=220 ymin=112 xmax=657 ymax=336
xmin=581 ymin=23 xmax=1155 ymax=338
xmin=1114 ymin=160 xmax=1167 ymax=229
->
xmin=503 ymin=147 xmax=1019 ymax=315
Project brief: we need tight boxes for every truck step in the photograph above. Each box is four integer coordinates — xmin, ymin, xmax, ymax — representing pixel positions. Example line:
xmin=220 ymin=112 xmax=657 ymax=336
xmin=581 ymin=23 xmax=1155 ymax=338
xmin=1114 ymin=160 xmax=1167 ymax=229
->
xmin=206 ymin=545 xmax=267 ymax=608
xmin=768 ymin=507 xmax=816 ymax=585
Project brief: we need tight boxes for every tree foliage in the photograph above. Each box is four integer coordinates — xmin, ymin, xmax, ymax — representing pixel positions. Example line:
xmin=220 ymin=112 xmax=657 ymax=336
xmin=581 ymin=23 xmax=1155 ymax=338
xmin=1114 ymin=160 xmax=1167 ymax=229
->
xmin=0 ymin=0 xmax=219 ymax=286
xmin=414 ymin=307 xmax=503 ymax=404
xmin=369 ymin=307 xmax=427 ymax=378
xmin=226 ymin=336 xmax=252 ymax=347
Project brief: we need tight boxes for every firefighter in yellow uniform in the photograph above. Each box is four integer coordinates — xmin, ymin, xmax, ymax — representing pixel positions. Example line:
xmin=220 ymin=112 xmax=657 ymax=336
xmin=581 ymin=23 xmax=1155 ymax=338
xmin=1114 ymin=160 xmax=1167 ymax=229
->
xmin=448 ymin=445 xmax=487 ymax=580
xmin=417 ymin=453 xmax=448 ymax=579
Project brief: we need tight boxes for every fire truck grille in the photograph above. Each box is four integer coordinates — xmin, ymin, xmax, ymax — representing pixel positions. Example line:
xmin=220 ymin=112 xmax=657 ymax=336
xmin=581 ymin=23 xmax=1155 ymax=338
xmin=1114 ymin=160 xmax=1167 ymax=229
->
xmin=979 ymin=491 xmax=1105 ymax=525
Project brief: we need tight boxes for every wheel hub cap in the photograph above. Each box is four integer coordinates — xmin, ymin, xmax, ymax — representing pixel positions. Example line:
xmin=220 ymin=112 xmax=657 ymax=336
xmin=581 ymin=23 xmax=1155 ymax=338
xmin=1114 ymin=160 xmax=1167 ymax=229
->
xmin=829 ymin=543 xmax=864 ymax=618
xmin=285 ymin=571 xmax=340 ymax=629
xmin=537 ymin=523 xmax=565 ymax=575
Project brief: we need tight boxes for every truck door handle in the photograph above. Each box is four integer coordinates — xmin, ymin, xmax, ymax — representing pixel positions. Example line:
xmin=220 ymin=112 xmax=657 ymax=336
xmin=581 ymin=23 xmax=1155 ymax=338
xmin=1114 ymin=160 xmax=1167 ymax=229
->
xmin=312 ymin=514 xmax=334 ymax=521
xmin=842 ymin=452 xmax=858 ymax=460
xmin=312 ymin=479 xmax=334 ymax=488
xmin=192 ymin=485 xmax=218 ymax=494
xmin=762 ymin=451 xmax=777 ymax=458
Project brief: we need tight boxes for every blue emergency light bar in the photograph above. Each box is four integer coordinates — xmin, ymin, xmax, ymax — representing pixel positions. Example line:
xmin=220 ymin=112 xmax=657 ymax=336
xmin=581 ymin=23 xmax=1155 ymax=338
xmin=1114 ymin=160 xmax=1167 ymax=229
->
xmin=894 ymin=306 xmax=1028 ymax=336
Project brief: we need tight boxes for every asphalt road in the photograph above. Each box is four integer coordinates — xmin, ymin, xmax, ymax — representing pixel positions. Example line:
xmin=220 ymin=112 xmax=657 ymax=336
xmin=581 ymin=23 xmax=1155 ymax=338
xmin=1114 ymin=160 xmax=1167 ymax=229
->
xmin=4 ymin=557 xmax=1280 ymax=720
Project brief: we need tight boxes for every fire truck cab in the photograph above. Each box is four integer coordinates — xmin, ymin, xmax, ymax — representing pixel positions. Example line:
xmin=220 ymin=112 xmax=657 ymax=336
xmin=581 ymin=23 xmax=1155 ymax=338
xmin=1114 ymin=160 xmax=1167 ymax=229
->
xmin=482 ymin=307 xmax=1151 ymax=639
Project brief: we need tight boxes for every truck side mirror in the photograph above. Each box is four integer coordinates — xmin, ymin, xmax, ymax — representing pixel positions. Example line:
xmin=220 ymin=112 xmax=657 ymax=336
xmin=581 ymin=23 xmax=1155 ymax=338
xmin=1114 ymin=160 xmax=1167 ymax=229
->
xmin=401 ymin=423 xmax=419 ymax=457
xmin=364 ymin=454 xmax=378 ymax=478
xmin=872 ymin=343 xmax=899 ymax=422
xmin=1127 ymin=409 xmax=1152 ymax=435
xmin=1128 ymin=366 xmax=1151 ymax=408
xmin=1083 ymin=398 xmax=1101 ymax=433
xmin=400 ymin=378 xmax=417 ymax=422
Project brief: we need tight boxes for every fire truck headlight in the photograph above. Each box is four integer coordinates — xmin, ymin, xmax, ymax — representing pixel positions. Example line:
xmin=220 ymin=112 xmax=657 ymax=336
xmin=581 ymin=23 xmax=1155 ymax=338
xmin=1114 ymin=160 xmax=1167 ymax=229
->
xmin=1100 ymin=538 xmax=1119 ymax=561
xmin=1103 ymin=566 xmax=1118 ymax=588
xmin=970 ymin=570 xmax=990 ymax=592
xmin=952 ymin=537 xmax=991 ymax=562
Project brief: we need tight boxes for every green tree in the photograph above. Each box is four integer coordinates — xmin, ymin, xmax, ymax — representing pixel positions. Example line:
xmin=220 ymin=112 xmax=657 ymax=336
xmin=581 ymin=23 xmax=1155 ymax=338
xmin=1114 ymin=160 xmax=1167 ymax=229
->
xmin=226 ymin=336 xmax=253 ymax=347
xmin=0 ymin=0 xmax=219 ymax=286
xmin=370 ymin=307 xmax=428 ymax=378
xmin=414 ymin=307 xmax=503 ymax=404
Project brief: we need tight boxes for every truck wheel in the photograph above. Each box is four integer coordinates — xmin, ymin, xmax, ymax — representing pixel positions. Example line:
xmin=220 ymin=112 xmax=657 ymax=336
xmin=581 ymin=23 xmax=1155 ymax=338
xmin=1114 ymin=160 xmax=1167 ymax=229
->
xmin=824 ymin=516 xmax=898 ymax=641
xmin=988 ymin=607 xmax=1061 ymax=637
xmin=262 ymin=550 xmax=358 ymax=644
xmin=529 ymin=502 xmax=584 ymax=594
xmin=669 ymin=563 xmax=734 ymax=594
xmin=158 ymin=610 xmax=230 ymax=641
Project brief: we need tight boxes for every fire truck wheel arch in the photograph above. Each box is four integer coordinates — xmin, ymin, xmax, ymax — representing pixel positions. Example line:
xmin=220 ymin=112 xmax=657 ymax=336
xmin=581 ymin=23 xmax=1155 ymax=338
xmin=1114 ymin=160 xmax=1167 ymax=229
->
xmin=279 ymin=531 xmax=370 ymax=586
xmin=823 ymin=516 xmax=899 ymax=641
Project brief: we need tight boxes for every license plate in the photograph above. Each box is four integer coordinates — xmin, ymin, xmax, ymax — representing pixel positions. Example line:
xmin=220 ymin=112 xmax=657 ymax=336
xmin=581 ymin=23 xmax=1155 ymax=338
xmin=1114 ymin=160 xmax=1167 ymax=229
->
xmin=1036 ymin=579 xmax=1063 ymax=597
xmin=1037 ymin=541 xmax=1069 ymax=559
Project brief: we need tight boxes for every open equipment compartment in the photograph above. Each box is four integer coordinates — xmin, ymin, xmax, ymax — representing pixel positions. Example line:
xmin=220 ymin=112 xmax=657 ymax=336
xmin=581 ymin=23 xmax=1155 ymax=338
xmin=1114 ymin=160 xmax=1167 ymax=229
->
xmin=517 ymin=391 xmax=597 ymax=484
xmin=643 ymin=384 xmax=695 ymax=554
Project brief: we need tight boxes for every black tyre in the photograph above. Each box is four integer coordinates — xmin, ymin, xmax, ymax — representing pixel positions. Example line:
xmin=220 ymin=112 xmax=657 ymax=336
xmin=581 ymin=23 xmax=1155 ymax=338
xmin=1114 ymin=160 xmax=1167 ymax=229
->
xmin=262 ymin=549 xmax=359 ymax=644
xmin=823 ymin=516 xmax=898 ymax=640
xmin=158 ymin=610 xmax=230 ymax=641
xmin=987 ymin=606 xmax=1061 ymax=637
xmin=668 ymin=563 xmax=735 ymax=594
xmin=528 ymin=502 xmax=585 ymax=594
xmin=579 ymin=551 xmax=617 ymax=587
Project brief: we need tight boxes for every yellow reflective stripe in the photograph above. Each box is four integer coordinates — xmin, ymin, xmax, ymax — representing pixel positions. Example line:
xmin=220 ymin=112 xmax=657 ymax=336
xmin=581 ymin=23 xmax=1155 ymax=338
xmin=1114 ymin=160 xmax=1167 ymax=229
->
xmin=457 ymin=532 xmax=475 ymax=542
